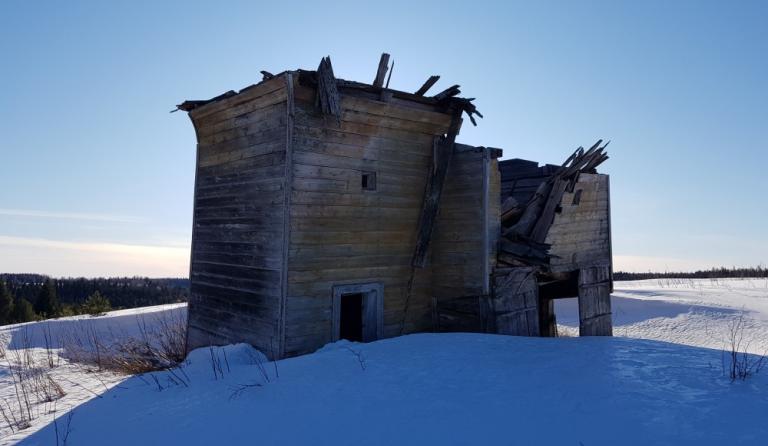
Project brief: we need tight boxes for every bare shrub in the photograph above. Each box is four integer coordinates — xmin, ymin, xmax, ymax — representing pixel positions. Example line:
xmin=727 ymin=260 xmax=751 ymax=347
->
xmin=1 ymin=348 xmax=66 ymax=432
xmin=153 ymin=310 xmax=187 ymax=365
xmin=209 ymin=346 xmax=229 ymax=380
xmin=228 ymin=346 xmax=278 ymax=399
xmin=0 ymin=332 xmax=8 ymax=359
xmin=60 ymin=310 xmax=187 ymax=377
xmin=723 ymin=313 xmax=766 ymax=381
xmin=53 ymin=403 xmax=75 ymax=446
xmin=43 ymin=323 xmax=59 ymax=368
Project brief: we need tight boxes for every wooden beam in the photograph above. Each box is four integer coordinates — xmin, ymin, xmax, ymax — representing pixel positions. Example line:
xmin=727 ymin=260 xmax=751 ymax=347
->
xmin=433 ymin=85 xmax=460 ymax=101
xmin=411 ymin=109 xmax=462 ymax=268
xmin=372 ymin=53 xmax=391 ymax=88
xmin=529 ymin=179 xmax=569 ymax=243
xmin=414 ymin=75 xmax=440 ymax=96
xmin=385 ymin=60 xmax=394 ymax=88
xmin=316 ymin=57 xmax=341 ymax=119
xmin=578 ymin=265 xmax=613 ymax=336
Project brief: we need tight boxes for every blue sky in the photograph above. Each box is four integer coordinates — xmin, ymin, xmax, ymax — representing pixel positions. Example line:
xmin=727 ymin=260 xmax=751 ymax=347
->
xmin=1 ymin=0 xmax=766 ymax=277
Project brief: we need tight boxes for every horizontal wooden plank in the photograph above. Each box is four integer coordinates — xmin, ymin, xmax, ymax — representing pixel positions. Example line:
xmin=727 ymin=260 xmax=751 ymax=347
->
xmin=289 ymin=230 xmax=416 ymax=246
xmin=293 ymin=125 xmax=432 ymax=155
xmin=289 ymin=204 xmax=420 ymax=219
xmin=197 ymin=150 xmax=286 ymax=177
xmin=294 ymin=104 xmax=435 ymax=145
xmin=291 ymin=148 xmax=430 ymax=178
xmin=193 ymin=228 xmax=283 ymax=244
xmin=198 ymin=109 xmax=287 ymax=146
xmin=295 ymin=85 xmax=452 ymax=127
xmin=199 ymin=141 xmax=286 ymax=168
xmin=195 ymin=189 xmax=285 ymax=208
xmin=191 ymin=261 xmax=281 ymax=282
xmin=289 ymin=253 xmax=413 ymax=271
xmin=198 ymin=126 xmax=287 ymax=158
xmin=196 ymin=180 xmax=283 ymax=200
xmin=196 ymin=164 xmax=286 ymax=187
xmin=195 ymin=90 xmax=289 ymax=138
xmin=193 ymin=251 xmax=283 ymax=269
xmin=189 ymin=76 xmax=287 ymax=121
xmin=290 ymin=190 xmax=421 ymax=208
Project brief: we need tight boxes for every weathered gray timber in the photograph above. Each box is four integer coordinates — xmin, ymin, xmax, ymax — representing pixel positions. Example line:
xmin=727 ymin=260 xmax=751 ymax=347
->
xmin=578 ymin=265 xmax=612 ymax=336
xmin=546 ymin=174 xmax=611 ymax=273
xmin=430 ymin=143 xmax=502 ymax=331
xmin=497 ymin=149 xmax=613 ymax=337
xmin=184 ymin=76 xmax=289 ymax=356
xmin=491 ymin=268 xmax=539 ymax=336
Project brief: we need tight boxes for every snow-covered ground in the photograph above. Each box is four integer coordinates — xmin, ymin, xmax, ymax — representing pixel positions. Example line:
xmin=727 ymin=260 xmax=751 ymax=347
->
xmin=556 ymin=278 xmax=768 ymax=354
xmin=0 ymin=304 xmax=186 ymax=444
xmin=1 ymin=279 xmax=767 ymax=445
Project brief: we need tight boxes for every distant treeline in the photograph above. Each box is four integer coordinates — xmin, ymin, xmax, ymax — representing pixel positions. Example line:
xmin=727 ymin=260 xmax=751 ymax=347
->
xmin=614 ymin=266 xmax=768 ymax=281
xmin=0 ymin=274 xmax=189 ymax=309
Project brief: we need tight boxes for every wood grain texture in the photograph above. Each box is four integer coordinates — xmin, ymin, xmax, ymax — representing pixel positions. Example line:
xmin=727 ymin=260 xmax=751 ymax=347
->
xmin=283 ymin=94 xmax=452 ymax=356
xmin=578 ymin=264 xmax=612 ymax=336
xmin=186 ymin=77 xmax=289 ymax=358
xmin=492 ymin=268 xmax=540 ymax=336
xmin=546 ymin=174 xmax=611 ymax=273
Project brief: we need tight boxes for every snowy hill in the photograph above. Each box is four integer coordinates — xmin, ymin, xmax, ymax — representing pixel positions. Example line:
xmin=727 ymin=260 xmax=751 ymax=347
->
xmin=2 ymin=279 xmax=767 ymax=445
xmin=16 ymin=335 xmax=768 ymax=446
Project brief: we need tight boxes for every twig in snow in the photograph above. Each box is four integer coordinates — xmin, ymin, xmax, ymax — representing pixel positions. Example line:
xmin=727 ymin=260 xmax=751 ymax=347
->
xmin=342 ymin=346 xmax=367 ymax=371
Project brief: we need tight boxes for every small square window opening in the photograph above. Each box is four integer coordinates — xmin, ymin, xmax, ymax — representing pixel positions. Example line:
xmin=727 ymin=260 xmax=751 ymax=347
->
xmin=362 ymin=171 xmax=377 ymax=191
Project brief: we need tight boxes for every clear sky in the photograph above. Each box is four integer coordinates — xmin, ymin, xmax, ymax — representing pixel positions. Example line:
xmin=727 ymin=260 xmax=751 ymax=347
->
xmin=1 ymin=0 xmax=766 ymax=277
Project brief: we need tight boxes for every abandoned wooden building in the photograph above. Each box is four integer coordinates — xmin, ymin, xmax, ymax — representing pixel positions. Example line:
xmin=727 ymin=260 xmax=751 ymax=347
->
xmin=176 ymin=54 xmax=613 ymax=358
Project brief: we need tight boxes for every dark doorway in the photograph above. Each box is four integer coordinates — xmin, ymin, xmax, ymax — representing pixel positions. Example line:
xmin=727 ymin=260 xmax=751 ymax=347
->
xmin=339 ymin=293 xmax=364 ymax=342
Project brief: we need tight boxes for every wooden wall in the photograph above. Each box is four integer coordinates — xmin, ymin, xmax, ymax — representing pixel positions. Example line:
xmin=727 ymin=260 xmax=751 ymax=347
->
xmin=283 ymin=84 xmax=453 ymax=356
xmin=185 ymin=76 xmax=289 ymax=356
xmin=431 ymin=147 xmax=500 ymax=307
xmin=546 ymin=173 xmax=611 ymax=273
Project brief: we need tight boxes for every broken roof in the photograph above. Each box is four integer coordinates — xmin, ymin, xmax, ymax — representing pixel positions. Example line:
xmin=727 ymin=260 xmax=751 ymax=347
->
xmin=176 ymin=53 xmax=483 ymax=126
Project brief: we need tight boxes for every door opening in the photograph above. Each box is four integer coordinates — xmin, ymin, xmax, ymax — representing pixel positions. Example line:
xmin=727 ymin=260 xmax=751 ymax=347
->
xmin=332 ymin=283 xmax=384 ymax=342
xmin=339 ymin=293 xmax=364 ymax=342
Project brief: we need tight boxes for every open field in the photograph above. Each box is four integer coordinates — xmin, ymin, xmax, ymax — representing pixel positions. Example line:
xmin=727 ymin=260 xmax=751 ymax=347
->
xmin=557 ymin=278 xmax=768 ymax=354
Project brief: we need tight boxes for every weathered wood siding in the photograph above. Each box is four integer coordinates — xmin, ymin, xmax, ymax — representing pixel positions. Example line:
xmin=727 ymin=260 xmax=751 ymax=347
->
xmin=492 ymin=267 xmax=539 ymax=336
xmin=432 ymin=147 xmax=500 ymax=306
xmin=186 ymin=76 xmax=289 ymax=355
xmin=283 ymin=85 xmax=453 ymax=356
xmin=578 ymin=264 xmax=612 ymax=336
xmin=486 ymin=155 xmax=501 ymax=281
xmin=546 ymin=173 xmax=611 ymax=273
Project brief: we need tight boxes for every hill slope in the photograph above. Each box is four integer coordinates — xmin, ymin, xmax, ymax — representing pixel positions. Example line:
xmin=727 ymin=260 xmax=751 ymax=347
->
xmin=16 ymin=333 xmax=768 ymax=446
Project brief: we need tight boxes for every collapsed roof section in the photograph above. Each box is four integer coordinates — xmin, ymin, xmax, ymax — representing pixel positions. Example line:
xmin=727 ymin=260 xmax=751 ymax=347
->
xmin=498 ymin=140 xmax=610 ymax=269
xmin=177 ymin=53 xmax=483 ymax=127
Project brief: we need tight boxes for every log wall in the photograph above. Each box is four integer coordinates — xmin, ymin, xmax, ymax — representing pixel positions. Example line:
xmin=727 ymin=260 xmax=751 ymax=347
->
xmin=283 ymin=85 xmax=454 ymax=356
xmin=185 ymin=76 xmax=290 ymax=356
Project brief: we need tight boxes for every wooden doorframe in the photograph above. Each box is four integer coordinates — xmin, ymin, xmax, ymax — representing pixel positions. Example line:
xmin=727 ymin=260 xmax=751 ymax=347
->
xmin=332 ymin=283 xmax=384 ymax=342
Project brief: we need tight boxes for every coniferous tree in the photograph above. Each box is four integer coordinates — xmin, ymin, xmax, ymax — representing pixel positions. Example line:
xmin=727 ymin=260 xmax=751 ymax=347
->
xmin=35 ymin=279 xmax=61 ymax=318
xmin=0 ymin=280 xmax=14 ymax=325
xmin=81 ymin=291 xmax=111 ymax=316
xmin=12 ymin=297 xmax=36 ymax=323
